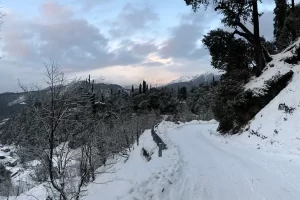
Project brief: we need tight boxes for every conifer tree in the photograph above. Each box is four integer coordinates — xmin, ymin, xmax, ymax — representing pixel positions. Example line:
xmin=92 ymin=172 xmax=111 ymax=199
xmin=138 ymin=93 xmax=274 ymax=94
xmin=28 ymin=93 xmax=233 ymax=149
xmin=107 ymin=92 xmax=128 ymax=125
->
xmin=139 ymin=83 xmax=142 ymax=94
xmin=142 ymin=80 xmax=147 ymax=93
xmin=274 ymin=0 xmax=289 ymax=48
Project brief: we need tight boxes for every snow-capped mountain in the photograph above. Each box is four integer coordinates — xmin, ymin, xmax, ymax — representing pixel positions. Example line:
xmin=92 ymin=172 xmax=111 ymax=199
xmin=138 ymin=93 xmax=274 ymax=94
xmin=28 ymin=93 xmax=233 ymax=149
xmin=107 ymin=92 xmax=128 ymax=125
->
xmin=168 ymin=76 xmax=195 ymax=84
xmin=164 ymin=72 xmax=221 ymax=89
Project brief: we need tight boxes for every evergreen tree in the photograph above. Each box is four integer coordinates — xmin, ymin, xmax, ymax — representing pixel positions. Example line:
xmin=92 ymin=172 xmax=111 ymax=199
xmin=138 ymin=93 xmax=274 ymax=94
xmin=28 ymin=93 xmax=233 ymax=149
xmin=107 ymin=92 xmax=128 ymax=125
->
xmin=131 ymin=85 xmax=134 ymax=93
xmin=139 ymin=83 xmax=142 ymax=94
xmin=274 ymin=0 xmax=289 ymax=49
xmin=184 ymin=0 xmax=272 ymax=76
xmin=178 ymin=87 xmax=187 ymax=100
xmin=203 ymin=28 xmax=254 ymax=75
xmin=280 ymin=3 xmax=300 ymax=47
xmin=142 ymin=80 xmax=147 ymax=93
xmin=111 ymin=88 xmax=113 ymax=95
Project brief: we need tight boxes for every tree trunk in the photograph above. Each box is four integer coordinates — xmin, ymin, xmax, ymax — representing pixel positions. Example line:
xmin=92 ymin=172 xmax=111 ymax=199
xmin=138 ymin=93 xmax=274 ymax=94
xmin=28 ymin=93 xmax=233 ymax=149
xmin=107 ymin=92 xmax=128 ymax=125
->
xmin=233 ymin=29 xmax=272 ymax=62
xmin=290 ymin=0 xmax=297 ymax=41
xmin=252 ymin=0 xmax=265 ymax=76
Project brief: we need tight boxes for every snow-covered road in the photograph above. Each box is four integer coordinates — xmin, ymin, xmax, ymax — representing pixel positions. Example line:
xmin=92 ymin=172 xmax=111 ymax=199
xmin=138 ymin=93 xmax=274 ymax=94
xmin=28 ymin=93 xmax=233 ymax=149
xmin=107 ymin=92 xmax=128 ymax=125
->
xmin=165 ymin=124 xmax=300 ymax=200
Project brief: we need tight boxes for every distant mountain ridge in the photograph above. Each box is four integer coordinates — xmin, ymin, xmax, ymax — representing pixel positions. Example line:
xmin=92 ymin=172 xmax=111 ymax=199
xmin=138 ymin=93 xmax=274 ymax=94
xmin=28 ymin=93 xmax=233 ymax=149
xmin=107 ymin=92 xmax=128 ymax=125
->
xmin=164 ymin=72 xmax=221 ymax=89
xmin=0 ymin=82 xmax=124 ymax=121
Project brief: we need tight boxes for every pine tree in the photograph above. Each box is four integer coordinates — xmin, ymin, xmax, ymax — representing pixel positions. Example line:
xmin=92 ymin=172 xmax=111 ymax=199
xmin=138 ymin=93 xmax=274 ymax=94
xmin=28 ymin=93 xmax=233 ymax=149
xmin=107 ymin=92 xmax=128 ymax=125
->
xmin=111 ymin=88 xmax=113 ymax=95
xmin=185 ymin=0 xmax=271 ymax=75
xmin=142 ymin=80 xmax=147 ymax=93
xmin=274 ymin=0 xmax=289 ymax=48
xmin=139 ymin=83 xmax=142 ymax=94
xmin=178 ymin=87 xmax=187 ymax=100
xmin=131 ymin=85 xmax=134 ymax=93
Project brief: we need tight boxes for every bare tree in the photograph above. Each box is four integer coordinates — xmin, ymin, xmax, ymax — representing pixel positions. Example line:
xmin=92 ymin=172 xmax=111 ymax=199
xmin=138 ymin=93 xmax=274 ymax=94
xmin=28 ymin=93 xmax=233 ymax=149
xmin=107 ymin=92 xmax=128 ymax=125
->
xmin=17 ymin=62 xmax=96 ymax=200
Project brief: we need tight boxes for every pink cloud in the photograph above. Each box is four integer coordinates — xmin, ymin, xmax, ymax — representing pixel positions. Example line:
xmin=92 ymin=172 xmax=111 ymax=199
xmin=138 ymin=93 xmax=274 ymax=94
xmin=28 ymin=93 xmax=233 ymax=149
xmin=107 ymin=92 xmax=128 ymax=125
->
xmin=40 ymin=1 xmax=73 ymax=22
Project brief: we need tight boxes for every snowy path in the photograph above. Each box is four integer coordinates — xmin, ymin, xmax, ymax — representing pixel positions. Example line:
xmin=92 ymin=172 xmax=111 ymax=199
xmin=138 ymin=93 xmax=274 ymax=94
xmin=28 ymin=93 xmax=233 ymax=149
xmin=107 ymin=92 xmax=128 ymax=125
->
xmin=165 ymin=124 xmax=300 ymax=200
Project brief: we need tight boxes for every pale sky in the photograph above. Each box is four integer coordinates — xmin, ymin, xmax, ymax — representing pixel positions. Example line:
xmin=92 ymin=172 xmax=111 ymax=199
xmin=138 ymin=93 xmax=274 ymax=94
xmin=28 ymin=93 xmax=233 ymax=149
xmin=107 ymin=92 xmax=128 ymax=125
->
xmin=0 ymin=0 xmax=298 ymax=92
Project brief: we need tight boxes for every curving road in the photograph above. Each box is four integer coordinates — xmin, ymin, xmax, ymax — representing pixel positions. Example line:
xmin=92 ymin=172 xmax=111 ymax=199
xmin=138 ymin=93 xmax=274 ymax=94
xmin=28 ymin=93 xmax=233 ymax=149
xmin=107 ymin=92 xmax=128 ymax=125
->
xmin=165 ymin=124 xmax=300 ymax=200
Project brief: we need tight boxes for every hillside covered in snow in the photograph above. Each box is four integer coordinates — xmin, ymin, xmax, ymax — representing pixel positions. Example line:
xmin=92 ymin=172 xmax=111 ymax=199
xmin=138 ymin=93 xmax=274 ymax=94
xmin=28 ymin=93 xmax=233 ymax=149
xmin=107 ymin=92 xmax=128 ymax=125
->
xmin=233 ymin=39 xmax=300 ymax=155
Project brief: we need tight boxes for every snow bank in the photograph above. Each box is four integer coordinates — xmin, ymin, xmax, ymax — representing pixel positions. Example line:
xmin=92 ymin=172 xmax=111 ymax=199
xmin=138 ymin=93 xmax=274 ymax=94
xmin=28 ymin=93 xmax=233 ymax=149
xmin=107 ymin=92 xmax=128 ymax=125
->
xmin=11 ymin=126 xmax=181 ymax=200
xmin=84 ymin=128 xmax=181 ymax=200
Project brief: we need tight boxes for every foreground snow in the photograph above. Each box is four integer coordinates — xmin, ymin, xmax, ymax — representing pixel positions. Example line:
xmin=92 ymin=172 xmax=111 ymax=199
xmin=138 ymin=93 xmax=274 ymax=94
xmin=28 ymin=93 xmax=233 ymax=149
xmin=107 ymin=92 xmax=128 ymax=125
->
xmin=6 ymin=121 xmax=300 ymax=200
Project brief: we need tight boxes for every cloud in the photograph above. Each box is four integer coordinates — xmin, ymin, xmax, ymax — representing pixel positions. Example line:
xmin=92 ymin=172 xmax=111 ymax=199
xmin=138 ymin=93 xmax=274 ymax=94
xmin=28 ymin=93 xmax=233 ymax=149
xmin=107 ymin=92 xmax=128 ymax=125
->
xmin=40 ymin=1 xmax=73 ymax=21
xmin=159 ymin=8 xmax=219 ymax=60
xmin=66 ymin=0 xmax=114 ymax=12
xmin=109 ymin=3 xmax=159 ymax=38
xmin=141 ymin=61 xmax=166 ymax=67
xmin=1 ymin=1 xmax=160 ymax=72
xmin=1 ymin=0 xmax=239 ymax=93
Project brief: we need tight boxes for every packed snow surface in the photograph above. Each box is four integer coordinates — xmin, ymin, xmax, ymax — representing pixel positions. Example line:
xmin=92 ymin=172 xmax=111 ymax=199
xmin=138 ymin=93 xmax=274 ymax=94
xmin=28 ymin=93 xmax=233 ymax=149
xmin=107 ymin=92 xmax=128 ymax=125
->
xmin=165 ymin=123 xmax=300 ymax=200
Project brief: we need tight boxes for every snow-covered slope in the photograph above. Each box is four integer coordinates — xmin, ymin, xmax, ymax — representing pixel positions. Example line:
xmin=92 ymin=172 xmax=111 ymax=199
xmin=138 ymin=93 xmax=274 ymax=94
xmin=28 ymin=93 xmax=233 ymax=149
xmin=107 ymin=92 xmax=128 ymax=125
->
xmin=169 ymin=76 xmax=194 ymax=84
xmin=244 ymin=39 xmax=300 ymax=96
xmin=7 ymin=95 xmax=26 ymax=106
xmin=237 ymin=39 xmax=300 ymax=155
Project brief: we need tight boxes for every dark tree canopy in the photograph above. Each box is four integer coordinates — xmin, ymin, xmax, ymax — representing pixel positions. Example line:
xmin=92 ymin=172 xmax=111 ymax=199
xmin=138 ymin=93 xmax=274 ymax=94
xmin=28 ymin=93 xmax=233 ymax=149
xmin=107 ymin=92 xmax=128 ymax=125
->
xmin=202 ymin=29 xmax=254 ymax=72
xmin=274 ymin=0 xmax=288 ymax=40
xmin=185 ymin=0 xmax=270 ymax=76
xmin=178 ymin=87 xmax=188 ymax=100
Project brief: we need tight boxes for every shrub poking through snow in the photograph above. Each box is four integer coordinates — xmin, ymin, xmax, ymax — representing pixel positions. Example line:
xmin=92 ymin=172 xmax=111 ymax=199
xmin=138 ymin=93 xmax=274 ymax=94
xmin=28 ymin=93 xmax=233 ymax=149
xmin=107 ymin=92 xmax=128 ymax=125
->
xmin=278 ymin=103 xmax=295 ymax=114
xmin=141 ymin=148 xmax=151 ymax=162
xmin=283 ymin=45 xmax=300 ymax=64
xmin=249 ymin=130 xmax=268 ymax=139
